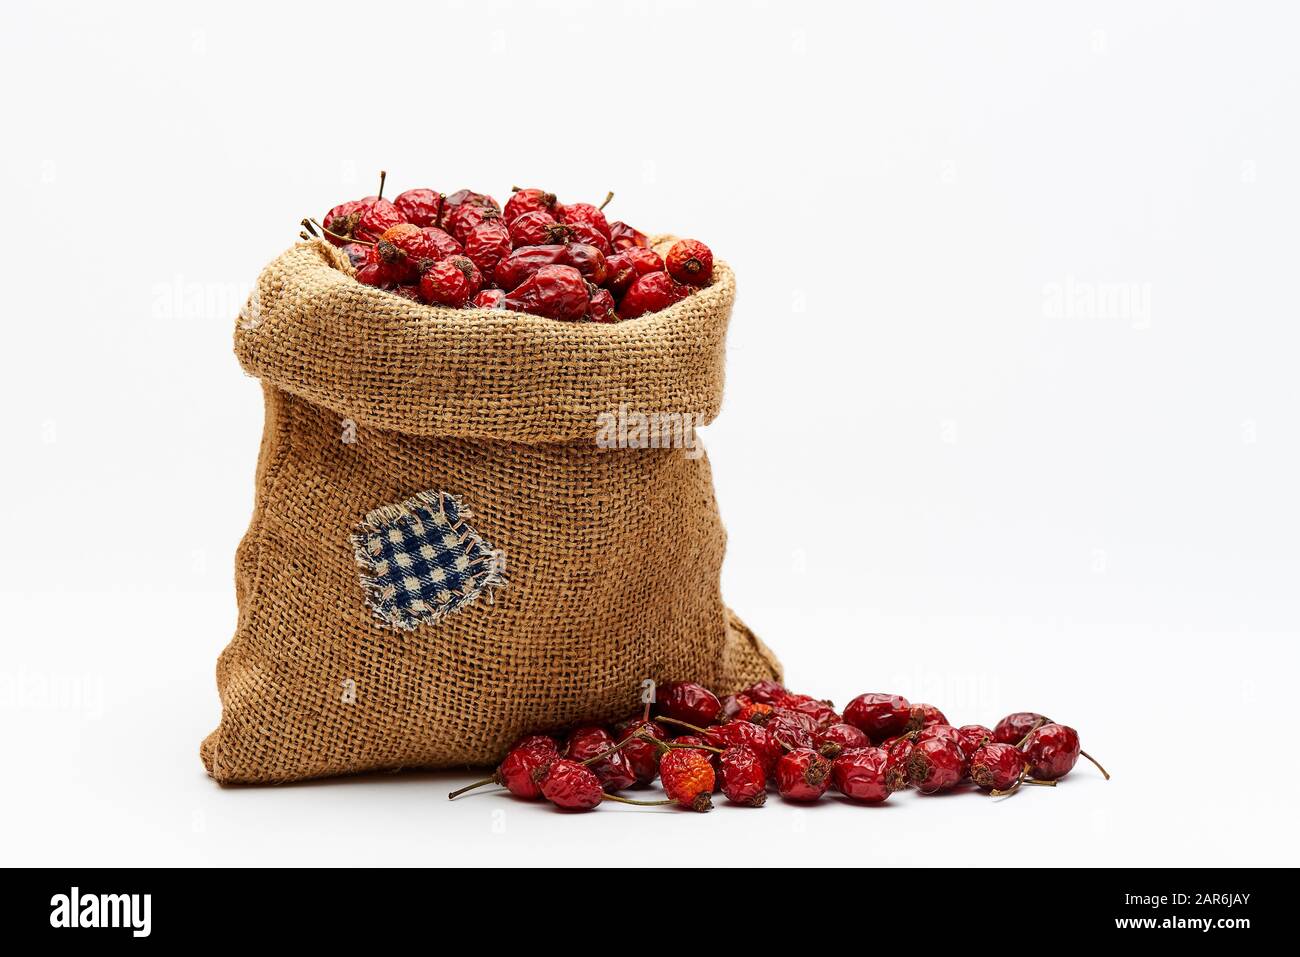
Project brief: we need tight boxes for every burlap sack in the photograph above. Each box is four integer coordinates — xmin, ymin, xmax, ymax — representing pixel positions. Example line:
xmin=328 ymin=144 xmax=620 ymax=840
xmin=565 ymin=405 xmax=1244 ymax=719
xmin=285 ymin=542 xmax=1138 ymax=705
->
xmin=201 ymin=237 xmax=780 ymax=784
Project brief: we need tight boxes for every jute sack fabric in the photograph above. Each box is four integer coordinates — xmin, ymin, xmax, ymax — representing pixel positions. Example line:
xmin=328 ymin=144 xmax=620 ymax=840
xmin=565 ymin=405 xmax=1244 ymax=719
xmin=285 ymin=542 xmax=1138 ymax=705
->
xmin=201 ymin=237 xmax=780 ymax=784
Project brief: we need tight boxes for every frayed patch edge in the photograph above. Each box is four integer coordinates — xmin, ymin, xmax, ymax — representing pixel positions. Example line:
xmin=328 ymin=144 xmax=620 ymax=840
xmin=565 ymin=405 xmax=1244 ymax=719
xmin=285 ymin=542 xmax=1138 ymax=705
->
xmin=349 ymin=490 xmax=507 ymax=632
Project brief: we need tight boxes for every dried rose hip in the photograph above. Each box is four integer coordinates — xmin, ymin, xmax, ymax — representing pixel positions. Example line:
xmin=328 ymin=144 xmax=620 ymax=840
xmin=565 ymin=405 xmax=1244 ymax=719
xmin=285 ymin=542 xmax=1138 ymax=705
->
xmin=719 ymin=746 xmax=767 ymax=806
xmin=447 ymin=736 xmax=558 ymax=801
xmin=781 ymin=694 xmax=841 ymax=728
xmin=341 ymin=242 xmax=372 ymax=268
xmin=509 ymin=210 xmax=572 ymax=248
xmin=493 ymin=244 xmax=569 ymax=290
xmin=376 ymin=223 xmax=430 ymax=280
xmin=955 ymin=724 xmax=992 ymax=759
xmin=609 ymin=220 xmax=649 ymax=251
xmin=735 ymin=701 xmax=775 ymax=724
xmin=615 ymin=718 xmax=667 ymax=785
xmin=605 ymin=247 xmax=665 ymax=296
xmin=992 ymin=712 xmax=1051 ymax=745
xmin=843 ymin=693 xmax=913 ymax=744
xmin=504 ymin=186 xmax=557 ymax=224
xmin=831 ymin=746 xmax=891 ymax=803
xmin=659 ymin=748 xmax=714 ymax=812
xmin=617 ymin=271 xmax=690 ymax=320
xmin=665 ymin=239 xmax=713 ymax=286
xmin=440 ymin=190 xmax=499 ymax=231
xmin=538 ymin=758 xmax=604 ymax=811
xmin=323 ymin=199 xmax=369 ymax=245
xmin=355 ymin=198 xmax=406 ymax=243
xmin=565 ymin=220 xmax=612 ymax=255
xmin=884 ymin=736 xmax=913 ymax=791
xmin=776 ymin=747 xmax=832 ymax=802
xmin=463 ymin=219 xmax=513 ymax=280
xmin=394 ymin=188 xmax=443 ymax=228
xmin=510 ymin=734 xmax=559 ymax=754
xmin=742 ymin=680 xmax=787 ymax=704
xmin=472 ymin=288 xmax=506 ymax=309
xmin=355 ymin=260 xmax=402 ymax=288
xmin=493 ymin=744 xmax=553 ymax=800
xmin=559 ymin=196 xmax=613 ymax=242
xmin=654 ymin=682 xmax=724 ymax=728
xmin=765 ymin=709 xmax=818 ymax=752
xmin=564 ymin=725 xmax=636 ymax=791
xmin=562 ymin=242 xmax=609 ymax=286
xmin=702 ymin=721 xmax=782 ymax=775
xmin=447 ymin=202 xmax=502 ymax=244
xmin=1020 ymin=724 xmax=1109 ymax=781
xmin=419 ymin=226 xmax=463 ymax=262
xmin=916 ymin=723 xmax=964 ymax=747
xmin=444 ymin=255 xmax=484 ymax=296
xmin=969 ymin=742 xmax=1023 ymax=792
xmin=585 ymin=286 xmax=616 ymax=323
xmin=443 ymin=189 xmax=500 ymax=212
xmin=816 ymin=722 xmax=869 ymax=758
xmin=503 ymin=264 xmax=589 ymax=321
xmin=909 ymin=703 xmax=948 ymax=730
xmin=419 ymin=259 xmax=473 ymax=306
xmin=907 ymin=737 xmax=966 ymax=794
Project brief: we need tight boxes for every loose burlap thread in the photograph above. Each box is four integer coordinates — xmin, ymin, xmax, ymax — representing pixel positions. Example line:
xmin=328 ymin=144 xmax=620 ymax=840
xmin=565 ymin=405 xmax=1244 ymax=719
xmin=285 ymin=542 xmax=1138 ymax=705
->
xmin=201 ymin=237 xmax=780 ymax=784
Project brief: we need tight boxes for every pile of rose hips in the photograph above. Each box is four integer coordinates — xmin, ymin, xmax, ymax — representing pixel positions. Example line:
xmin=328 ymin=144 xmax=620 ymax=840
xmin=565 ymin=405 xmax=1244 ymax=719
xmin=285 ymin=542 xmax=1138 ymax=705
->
xmin=302 ymin=172 xmax=714 ymax=322
xmin=447 ymin=681 xmax=1109 ymax=812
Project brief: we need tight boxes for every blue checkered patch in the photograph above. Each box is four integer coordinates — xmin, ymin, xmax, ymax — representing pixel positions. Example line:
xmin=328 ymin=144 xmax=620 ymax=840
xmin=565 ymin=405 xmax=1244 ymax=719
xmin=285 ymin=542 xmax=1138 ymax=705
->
xmin=351 ymin=490 xmax=505 ymax=631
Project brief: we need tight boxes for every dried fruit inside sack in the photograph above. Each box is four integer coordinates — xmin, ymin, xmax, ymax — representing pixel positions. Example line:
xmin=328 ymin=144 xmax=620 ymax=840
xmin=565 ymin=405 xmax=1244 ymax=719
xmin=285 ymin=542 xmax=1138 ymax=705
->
xmin=306 ymin=173 xmax=716 ymax=323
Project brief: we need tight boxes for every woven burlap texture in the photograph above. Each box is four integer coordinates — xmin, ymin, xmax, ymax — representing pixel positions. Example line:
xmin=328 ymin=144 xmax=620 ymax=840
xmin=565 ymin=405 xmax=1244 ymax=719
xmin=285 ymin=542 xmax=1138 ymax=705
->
xmin=202 ymin=237 xmax=780 ymax=784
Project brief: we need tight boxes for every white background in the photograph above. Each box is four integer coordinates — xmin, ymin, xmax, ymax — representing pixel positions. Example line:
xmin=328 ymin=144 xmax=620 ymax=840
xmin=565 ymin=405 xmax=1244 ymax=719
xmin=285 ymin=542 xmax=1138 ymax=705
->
xmin=2 ymin=0 xmax=1297 ymax=866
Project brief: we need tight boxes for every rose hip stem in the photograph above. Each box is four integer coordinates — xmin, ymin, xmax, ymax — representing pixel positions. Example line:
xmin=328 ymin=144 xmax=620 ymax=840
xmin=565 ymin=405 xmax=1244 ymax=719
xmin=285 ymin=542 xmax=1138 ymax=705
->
xmin=1080 ymin=750 xmax=1111 ymax=780
xmin=307 ymin=217 xmax=375 ymax=246
xmin=376 ymin=170 xmax=387 ymax=202
xmin=990 ymin=768 xmax=1058 ymax=798
xmin=654 ymin=716 xmax=710 ymax=735
xmin=1014 ymin=718 xmax=1045 ymax=749
xmin=598 ymin=191 xmax=614 ymax=211
xmin=603 ymin=794 xmax=673 ymax=807
xmin=448 ymin=775 xmax=497 ymax=800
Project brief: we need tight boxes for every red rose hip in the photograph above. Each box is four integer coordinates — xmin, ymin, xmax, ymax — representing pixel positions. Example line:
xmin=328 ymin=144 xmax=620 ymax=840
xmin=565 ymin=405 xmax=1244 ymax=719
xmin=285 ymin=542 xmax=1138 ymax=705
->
xmin=992 ymin=712 xmax=1051 ymax=745
xmin=664 ymin=239 xmax=713 ymax=286
xmin=608 ymin=220 xmax=649 ymax=251
xmin=419 ymin=259 xmax=473 ymax=306
xmin=463 ymin=219 xmax=513 ymax=280
xmin=504 ymin=186 xmax=557 ymax=224
xmin=394 ymin=188 xmax=443 ymax=228
xmin=654 ymin=682 xmax=723 ymax=728
xmin=719 ymin=746 xmax=767 ymax=807
xmin=776 ymin=747 xmax=832 ymax=801
xmin=832 ymin=746 xmax=891 ymax=803
xmin=659 ymin=748 xmax=715 ymax=812
xmin=564 ymin=725 xmax=637 ymax=791
xmin=816 ymin=722 xmax=870 ymax=757
xmin=539 ymin=758 xmax=604 ymax=811
xmin=969 ymin=742 xmax=1024 ymax=792
xmin=585 ymin=286 xmax=616 ymax=323
xmin=503 ymin=264 xmax=589 ymax=321
xmin=843 ymin=693 xmax=913 ymax=744
xmin=1021 ymin=724 xmax=1109 ymax=781
xmin=907 ymin=737 xmax=966 ymax=794
xmin=618 ymin=271 xmax=690 ymax=319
